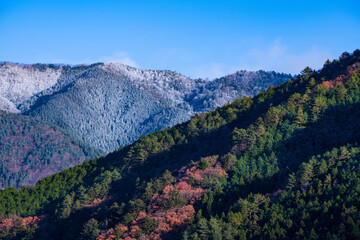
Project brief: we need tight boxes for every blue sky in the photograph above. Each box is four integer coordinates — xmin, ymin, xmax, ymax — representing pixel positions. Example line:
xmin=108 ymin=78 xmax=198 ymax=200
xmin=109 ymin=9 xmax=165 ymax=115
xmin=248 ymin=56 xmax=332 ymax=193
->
xmin=1 ymin=0 xmax=359 ymax=79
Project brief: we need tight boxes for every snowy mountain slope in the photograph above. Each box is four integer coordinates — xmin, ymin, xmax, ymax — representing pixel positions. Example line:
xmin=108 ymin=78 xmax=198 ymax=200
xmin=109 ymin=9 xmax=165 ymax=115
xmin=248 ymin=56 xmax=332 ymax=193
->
xmin=0 ymin=63 xmax=62 ymax=112
xmin=100 ymin=63 xmax=207 ymax=110
xmin=24 ymin=67 xmax=193 ymax=152
xmin=187 ymin=70 xmax=291 ymax=111
xmin=0 ymin=62 xmax=292 ymax=152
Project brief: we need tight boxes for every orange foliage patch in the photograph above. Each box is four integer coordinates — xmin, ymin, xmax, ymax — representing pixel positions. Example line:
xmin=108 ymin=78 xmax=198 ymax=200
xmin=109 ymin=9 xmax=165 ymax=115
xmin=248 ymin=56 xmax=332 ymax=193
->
xmin=0 ymin=215 xmax=46 ymax=232
xmin=321 ymin=63 xmax=360 ymax=90
xmin=129 ymin=225 xmax=141 ymax=237
xmin=98 ymin=156 xmax=228 ymax=239
xmin=97 ymin=229 xmax=116 ymax=240
xmin=84 ymin=196 xmax=112 ymax=209
xmin=148 ymin=205 xmax=195 ymax=239
xmin=136 ymin=211 xmax=147 ymax=221
xmin=179 ymin=158 xmax=227 ymax=186
xmin=321 ymin=76 xmax=346 ymax=89
xmin=97 ymin=224 xmax=131 ymax=240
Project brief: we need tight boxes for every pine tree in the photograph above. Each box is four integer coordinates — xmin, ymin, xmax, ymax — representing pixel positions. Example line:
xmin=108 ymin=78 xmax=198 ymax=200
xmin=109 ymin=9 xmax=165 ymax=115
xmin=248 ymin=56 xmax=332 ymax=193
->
xmin=294 ymin=106 xmax=308 ymax=126
xmin=309 ymin=228 xmax=319 ymax=240
xmin=163 ymin=188 xmax=186 ymax=210
xmin=183 ymin=230 xmax=190 ymax=240
xmin=80 ymin=218 xmax=100 ymax=240
xmin=77 ymin=185 xmax=88 ymax=204
xmin=209 ymin=217 xmax=222 ymax=240
xmin=59 ymin=193 xmax=74 ymax=219
xmin=223 ymin=153 xmax=237 ymax=171
xmin=299 ymin=162 xmax=313 ymax=186
xmin=264 ymin=107 xmax=280 ymax=127
xmin=142 ymin=216 xmax=157 ymax=235
xmin=197 ymin=218 xmax=210 ymax=240
xmin=311 ymin=96 xmax=327 ymax=121
xmin=287 ymin=173 xmax=297 ymax=189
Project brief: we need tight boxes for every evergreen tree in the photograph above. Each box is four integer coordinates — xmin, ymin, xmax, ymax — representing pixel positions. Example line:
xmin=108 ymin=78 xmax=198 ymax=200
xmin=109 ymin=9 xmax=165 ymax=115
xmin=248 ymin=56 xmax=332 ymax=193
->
xmin=209 ymin=217 xmax=222 ymax=240
xmin=294 ymin=106 xmax=307 ymax=126
xmin=197 ymin=218 xmax=210 ymax=240
xmin=80 ymin=218 xmax=100 ymax=240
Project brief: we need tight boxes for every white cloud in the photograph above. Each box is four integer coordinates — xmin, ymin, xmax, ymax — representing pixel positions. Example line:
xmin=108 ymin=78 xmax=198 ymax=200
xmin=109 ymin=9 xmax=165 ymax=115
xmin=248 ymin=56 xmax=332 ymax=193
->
xmin=47 ymin=52 xmax=138 ymax=68
xmin=189 ymin=39 xmax=332 ymax=80
xmin=268 ymin=38 xmax=286 ymax=58
xmin=99 ymin=52 xmax=137 ymax=67
xmin=192 ymin=63 xmax=236 ymax=80
xmin=243 ymin=39 xmax=333 ymax=75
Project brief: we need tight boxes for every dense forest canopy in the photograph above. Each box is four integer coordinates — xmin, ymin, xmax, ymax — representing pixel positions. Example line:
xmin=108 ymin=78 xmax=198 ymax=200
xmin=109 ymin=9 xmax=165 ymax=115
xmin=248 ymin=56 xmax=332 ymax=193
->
xmin=0 ymin=111 xmax=102 ymax=188
xmin=0 ymin=49 xmax=360 ymax=239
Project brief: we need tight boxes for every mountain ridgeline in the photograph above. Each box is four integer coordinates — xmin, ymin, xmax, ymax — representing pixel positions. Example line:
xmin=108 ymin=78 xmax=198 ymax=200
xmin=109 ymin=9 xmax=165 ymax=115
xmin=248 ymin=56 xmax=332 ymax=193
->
xmin=0 ymin=62 xmax=291 ymax=152
xmin=0 ymin=50 xmax=359 ymax=240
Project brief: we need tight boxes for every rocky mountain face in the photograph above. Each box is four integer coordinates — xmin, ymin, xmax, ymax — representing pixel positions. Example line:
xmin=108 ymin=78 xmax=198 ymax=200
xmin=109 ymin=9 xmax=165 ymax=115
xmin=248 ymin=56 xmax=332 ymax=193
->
xmin=0 ymin=62 xmax=291 ymax=152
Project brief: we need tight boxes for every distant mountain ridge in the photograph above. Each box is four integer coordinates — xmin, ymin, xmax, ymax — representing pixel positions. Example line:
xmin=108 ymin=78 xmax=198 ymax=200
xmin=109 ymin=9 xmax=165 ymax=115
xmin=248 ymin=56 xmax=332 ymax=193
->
xmin=0 ymin=62 xmax=292 ymax=152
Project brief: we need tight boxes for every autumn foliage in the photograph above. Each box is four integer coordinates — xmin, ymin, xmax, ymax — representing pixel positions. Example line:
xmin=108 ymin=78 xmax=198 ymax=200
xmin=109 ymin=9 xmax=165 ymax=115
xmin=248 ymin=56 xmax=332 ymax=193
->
xmin=0 ymin=215 xmax=45 ymax=232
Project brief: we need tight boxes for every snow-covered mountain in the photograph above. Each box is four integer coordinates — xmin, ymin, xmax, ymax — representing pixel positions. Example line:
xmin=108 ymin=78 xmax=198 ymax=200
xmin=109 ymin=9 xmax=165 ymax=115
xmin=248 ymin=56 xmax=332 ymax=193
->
xmin=0 ymin=63 xmax=62 ymax=112
xmin=0 ymin=62 xmax=292 ymax=152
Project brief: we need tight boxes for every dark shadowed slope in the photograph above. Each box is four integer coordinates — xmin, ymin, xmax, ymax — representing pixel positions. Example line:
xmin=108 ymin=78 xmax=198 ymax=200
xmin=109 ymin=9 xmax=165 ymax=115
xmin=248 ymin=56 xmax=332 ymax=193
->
xmin=0 ymin=110 xmax=102 ymax=188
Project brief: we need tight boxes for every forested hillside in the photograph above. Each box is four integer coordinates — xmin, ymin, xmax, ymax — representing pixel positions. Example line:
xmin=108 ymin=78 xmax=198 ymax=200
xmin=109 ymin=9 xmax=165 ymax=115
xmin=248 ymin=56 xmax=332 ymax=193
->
xmin=0 ymin=50 xmax=359 ymax=240
xmin=0 ymin=111 xmax=102 ymax=188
